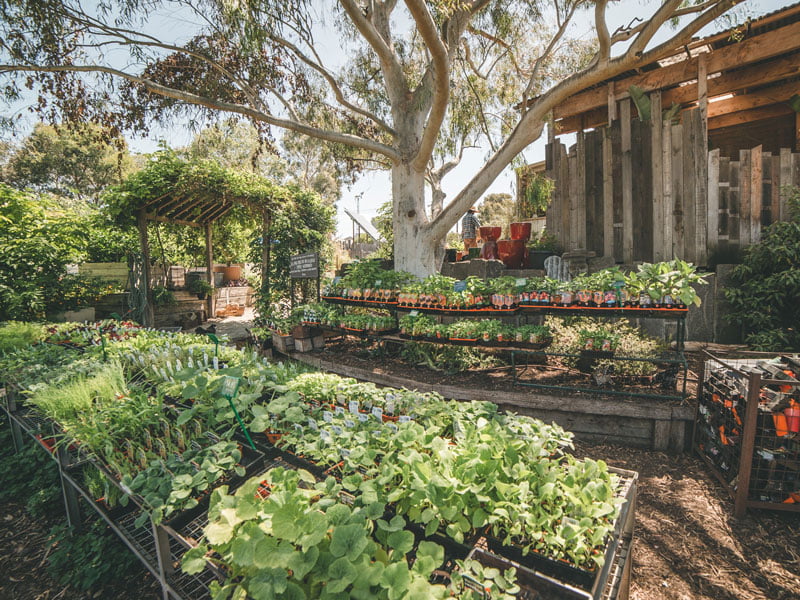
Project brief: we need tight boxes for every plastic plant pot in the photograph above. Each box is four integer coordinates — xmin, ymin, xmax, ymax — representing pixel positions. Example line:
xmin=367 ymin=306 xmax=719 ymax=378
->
xmin=497 ymin=239 xmax=527 ymax=268
xmin=785 ymin=405 xmax=800 ymax=433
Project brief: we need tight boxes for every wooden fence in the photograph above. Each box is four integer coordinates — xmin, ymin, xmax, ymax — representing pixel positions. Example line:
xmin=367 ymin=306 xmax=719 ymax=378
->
xmin=545 ymin=103 xmax=800 ymax=265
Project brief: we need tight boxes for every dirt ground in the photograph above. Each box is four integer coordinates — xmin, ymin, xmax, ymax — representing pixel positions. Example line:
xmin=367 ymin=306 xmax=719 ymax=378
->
xmin=1 ymin=344 xmax=798 ymax=600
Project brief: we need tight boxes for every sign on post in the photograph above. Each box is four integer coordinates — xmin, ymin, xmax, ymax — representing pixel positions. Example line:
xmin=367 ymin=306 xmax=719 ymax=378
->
xmin=290 ymin=253 xmax=319 ymax=279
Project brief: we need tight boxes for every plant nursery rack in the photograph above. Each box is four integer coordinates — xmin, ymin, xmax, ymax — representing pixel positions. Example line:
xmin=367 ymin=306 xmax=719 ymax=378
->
xmin=2 ymin=378 xmax=637 ymax=600
xmin=321 ymin=296 xmax=689 ymax=401
xmin=693 ymin=350 xmax=800 ymax=517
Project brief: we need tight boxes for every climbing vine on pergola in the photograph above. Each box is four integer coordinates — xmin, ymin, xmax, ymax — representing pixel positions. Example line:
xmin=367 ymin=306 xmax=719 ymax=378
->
xmin=104 ymin=151 xmax=293 ymax=325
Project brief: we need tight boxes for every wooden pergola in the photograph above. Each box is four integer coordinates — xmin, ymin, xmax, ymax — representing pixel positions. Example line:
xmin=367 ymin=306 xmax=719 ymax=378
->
xmin=127 ymin=157 xmax=285 ymax=327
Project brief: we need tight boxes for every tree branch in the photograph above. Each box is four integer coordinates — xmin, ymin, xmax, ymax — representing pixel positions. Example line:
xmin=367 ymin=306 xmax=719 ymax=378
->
xmin=595 ymin=0 xmax=611 ymax=62
xmin=0 ymin=63 xmax=401 ymax=161
xmin=269 ymin=32 xmax=396 ymax=135
xmin=405 ymin=0 xmax=450 ymax=172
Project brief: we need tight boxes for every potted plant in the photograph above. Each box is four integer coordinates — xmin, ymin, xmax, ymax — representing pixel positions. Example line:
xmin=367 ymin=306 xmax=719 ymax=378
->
xmin=188 ymin=278 xmax=214 ymax=300
xmin=527 ymin=230 xmax=562 ymax=269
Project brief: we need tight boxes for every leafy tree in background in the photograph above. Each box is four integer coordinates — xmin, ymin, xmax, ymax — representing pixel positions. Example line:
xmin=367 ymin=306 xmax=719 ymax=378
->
xmin=725 ymin=189 xmax=800 ymax=351
xmin=479 ymin=193 xmax=515 ymax=239
xmin=0 ymin=0 xmax=742 ymax=276
xmin=1 ymin=123 xmax=134 ymax=202
xmin=0 ymin=184 xmax=117 ymax=320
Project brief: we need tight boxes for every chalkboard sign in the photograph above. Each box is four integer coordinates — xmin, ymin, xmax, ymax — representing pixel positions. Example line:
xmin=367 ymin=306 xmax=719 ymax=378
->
xmin=290 ymin=252 xmax=319 ymax=279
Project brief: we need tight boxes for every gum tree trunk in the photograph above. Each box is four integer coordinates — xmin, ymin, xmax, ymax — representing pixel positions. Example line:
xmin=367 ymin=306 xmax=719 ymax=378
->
xmin=392 ymin=162 xmax=442 ymax=277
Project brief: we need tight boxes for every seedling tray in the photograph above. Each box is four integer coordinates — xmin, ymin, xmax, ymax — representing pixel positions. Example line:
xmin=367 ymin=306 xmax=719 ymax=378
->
xmin=482 ymin=466 xmax=636 ymax=596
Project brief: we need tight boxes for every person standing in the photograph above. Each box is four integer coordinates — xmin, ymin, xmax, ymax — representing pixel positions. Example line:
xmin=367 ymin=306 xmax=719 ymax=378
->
xmin=461 ymin=206 xmax=480 ymax=250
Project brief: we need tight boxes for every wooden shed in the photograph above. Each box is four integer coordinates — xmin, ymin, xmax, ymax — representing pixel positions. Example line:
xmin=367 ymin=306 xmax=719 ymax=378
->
xmin=538 ymin=4 xmax=800 ymax=266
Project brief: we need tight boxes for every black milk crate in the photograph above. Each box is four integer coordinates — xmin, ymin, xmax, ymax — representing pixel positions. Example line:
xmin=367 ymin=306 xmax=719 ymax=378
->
xmin=478 ymin=466 xmax=636 ymax=598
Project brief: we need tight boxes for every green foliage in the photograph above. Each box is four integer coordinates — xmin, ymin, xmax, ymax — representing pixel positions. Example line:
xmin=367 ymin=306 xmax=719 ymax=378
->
xmin=0 ymin=416 xmax=61 ymax=518
xmin=188 ymin=278 xmax=214 ymax=297
xmin=724 ymin=188 xmax=800 ymax=350
xmin=0 ymin=321 xmax=46 ymax=352
xmin=3 ymin=122 xmax=134 ymax=201
xmin=47 ymin=520 xmax=142 ymax=592
xmin=528 ymin=230 xmax=563 ymax=253
xmin=519 ymin=172 xmax=554 ymax=218
xmin=479 ymin=193 xmax=515 ymax=237
xmin=152 ymin=285 xmax=177 ymax=306
xmin=399 ymin=342 xmax=502 ymax=373
xmin=370 ymin=201 xmax=394 ymax=260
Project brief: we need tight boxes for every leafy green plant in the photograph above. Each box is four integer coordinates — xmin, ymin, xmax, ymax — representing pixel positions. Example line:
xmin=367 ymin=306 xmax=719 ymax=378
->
xmin=0 ymin=321 xmax=46 ymax=352
xmin=188 ymin=278 xmax=214 ymax=298
xmin=47 ymin=519 xmax=142 ymax=592
xmin=725 ymin=188 xmax=800 ymax=350
xmin=520 ymin=172 xmax=554 ymax=218
xmin=152 ymin=285 xmax=177 ymax=306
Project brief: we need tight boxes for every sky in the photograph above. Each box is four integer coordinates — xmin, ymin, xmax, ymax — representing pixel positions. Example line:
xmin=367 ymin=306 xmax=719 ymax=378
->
xmin=2 ymin=0 xmax=789 ymax=238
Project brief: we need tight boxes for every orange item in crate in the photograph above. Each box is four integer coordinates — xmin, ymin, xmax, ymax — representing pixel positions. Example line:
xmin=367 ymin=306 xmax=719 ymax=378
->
xmin=773 ymin=413 xmax=789 ymax=437
xmin=785 ymin=401 xmax=800 ymax=433
xmin=215 ymin=303 xmax=246 ymax=317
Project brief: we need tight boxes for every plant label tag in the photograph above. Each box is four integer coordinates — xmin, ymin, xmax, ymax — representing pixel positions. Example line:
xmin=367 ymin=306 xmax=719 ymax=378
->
xmin=323 ymin=411 xmax=333 ymax=423
xmin=338 ymin=490 xmax=355 ymax=505
xmin=331 ymin=425 xmax=343 ymax=436
xmin=294 ymin=424 xmax=303 ymax=434
xmin=453 ymin=280 xmax=467 ymax=292
xmin=385 ymin=400 xmax=395 ymax=415
xmin=220 ymin=376 xmax=240 ymax=399
xmin=387 ymin=423 xmax=398 ymax=433
xmin=307 ymin=417 xmax=318 ymax=430
xmin=515 ymin=278 xmax=526 ymax=287
xmin=349 ymin=400 xmax=360 ymax=414
xmin=340 ymin=448 xmax=350 ymax=458
xmin=409 ymin=310 xmax=419 ymax=316
xmin=335 ymin=406 xmax=345 ymax=415
xmin=319 ymin=429 xmax=331 ymax=441
xmin=358 ymin=413 xmax=369 ymax=423
xmin=333 ymin=276 xmax=341 ymax=284
xmin=371 ymin=406 xmax=383 ymax=420
xmin=374 ymin=280 xmax=381 ymax=287
xmin=344 ymin=419 xmax=355 ymax=429
xmin=398 ymin=415 xmax=412 ymax=423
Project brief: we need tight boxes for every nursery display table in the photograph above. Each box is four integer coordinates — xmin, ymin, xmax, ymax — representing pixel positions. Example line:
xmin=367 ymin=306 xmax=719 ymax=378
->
xmin=321 ymin=296 xmax=690 ymax=401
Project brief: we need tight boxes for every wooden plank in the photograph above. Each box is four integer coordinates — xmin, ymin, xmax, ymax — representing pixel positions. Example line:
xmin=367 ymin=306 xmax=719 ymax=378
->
xmin=545 ymin=143 xmax=555 ymax=233
xmin=603 ymin=127 xmax=614 ymax=258
xmin=662 ymin=117 xmax=673 ymax=259
xmin=718 ymin=156 xmax=730 ymax=241
xmin=750 ymin=146 xmax=764 ymax=244
xmin=759 ymin=151 xmax=771 ymax=229
xmin=559 ymin=143 xmax=570 ymax=249
xmin=607 ymin=82 xmax=616 ymax=121
xmin=729 ymin=159 xmax=740 ymax=244
xmin=621 ymin=99 xmax=633 ymax=263
xmin=551 ymin=21 xmax=800 ymax=121
xmin=631 ymin=118 xmax=653 ymax=261
xmin=611 ymin=120 xmax=623 ymax=261
xmin=708 ymin=149 xmax=720 ymax=251
xmin=653 ymin=420 xmax=671 ymax=451
xmin=708 ymin=104 xmax=795 ymax=131
xmin=576 ymin=130 xmax=587 ymax=251
xmin=584 ymin=131 xmax=595 ymax=253
xmin=706 ymin=79 xmax=800 ymax=120
xmin=651 ymin=93 xmax=664 ymax=262
xmin=671 ymin=121 xmax=684 ymax=258
xmin=770 ymin=155 xmax=781 ymax=227
xmin=739 ymin=149 xmax=752 ymax=246
xmin=780 ymin=148 xmax=792 ymax=221
xmin=661 ymin=51 xmax=800 ymax=112
xmin=796 ymin=111 xmax=800 ymax=153
xmin=682 ymin=110 xmax=697 ymax=264
xmin=594 ymin=131 xmax=605 ymax=256
xmin=568 ymin=150 xmax=578 ymax=251
xmin=695 ymin=107 xmax=709 ymax=266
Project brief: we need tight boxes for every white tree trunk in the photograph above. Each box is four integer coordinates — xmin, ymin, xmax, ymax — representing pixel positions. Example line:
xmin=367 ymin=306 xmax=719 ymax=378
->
xmin=392 ymin=162 xmax=442 ymax=277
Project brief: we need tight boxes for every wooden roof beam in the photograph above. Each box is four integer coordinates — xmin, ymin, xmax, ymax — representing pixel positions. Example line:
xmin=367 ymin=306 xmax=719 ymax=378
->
xmin=708 ymin=103 xmax=794 ymax=131
xmin=200 ymin=202 xmax=233 ymax=224
xmin=552 ymin=20 xmax=800 ymax=121
xmin=660 ymin=51 xmax=800 ymax=110
xmin=145 ymin=213 xmax=202 ymax=228
xmin=706 ymin=79 xmax=800 ymax=120
xmin=170 ymin=196 xmax=210 ymax=222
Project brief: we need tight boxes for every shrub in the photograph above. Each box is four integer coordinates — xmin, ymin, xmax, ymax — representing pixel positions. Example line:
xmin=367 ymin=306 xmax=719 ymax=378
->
xmin=724 ymin=187 xmax=800 ymax=350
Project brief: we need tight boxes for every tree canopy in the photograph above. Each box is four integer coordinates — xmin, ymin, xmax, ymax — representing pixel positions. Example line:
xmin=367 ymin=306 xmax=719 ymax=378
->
xmin=0 ymin=0 xmax=743 ymax=275
xmin=1 ymin=122 xmax=133 ymax=201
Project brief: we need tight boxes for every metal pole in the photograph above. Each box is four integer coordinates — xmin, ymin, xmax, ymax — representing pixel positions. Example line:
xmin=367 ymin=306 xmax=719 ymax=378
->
xmin=56 ymin=443 xmax=82 ymax=531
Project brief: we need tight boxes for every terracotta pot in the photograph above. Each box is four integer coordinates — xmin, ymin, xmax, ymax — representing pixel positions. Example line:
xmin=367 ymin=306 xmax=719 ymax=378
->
xmin=479 ymin=226 xmax=502 ymax=242
xmin=510 ymin=222 xmax=532 ymax=241
xmin=497 ymin=239 xmax=527 ymax=269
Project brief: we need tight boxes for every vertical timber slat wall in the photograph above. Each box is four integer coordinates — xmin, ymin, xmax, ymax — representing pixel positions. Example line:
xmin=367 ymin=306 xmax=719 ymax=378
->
xmin=544 ymin=104 xmax=800 ymax=264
